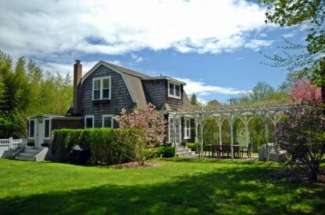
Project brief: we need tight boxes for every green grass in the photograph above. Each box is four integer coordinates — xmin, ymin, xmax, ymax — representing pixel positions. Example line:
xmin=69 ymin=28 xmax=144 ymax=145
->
xmin=0 ymin=159 xmax=324 ymax=215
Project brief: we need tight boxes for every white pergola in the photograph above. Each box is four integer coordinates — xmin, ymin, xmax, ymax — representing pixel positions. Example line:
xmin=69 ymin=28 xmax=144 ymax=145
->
xmin=169 ymin=104 xmax=299 ymax=159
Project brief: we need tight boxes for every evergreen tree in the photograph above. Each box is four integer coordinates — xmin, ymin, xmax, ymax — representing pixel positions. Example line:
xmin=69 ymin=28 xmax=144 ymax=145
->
xmin=190 ymin=94 xmax=198 ymax=105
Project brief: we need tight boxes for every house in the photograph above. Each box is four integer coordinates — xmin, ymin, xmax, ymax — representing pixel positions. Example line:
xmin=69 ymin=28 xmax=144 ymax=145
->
xmin=27 ymin=60 xmax=196 ymax=153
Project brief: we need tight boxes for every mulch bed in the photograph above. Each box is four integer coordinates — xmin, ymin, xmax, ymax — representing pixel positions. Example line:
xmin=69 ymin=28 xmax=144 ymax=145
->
xmin=113 ymin=161 xmax=159 ymax=169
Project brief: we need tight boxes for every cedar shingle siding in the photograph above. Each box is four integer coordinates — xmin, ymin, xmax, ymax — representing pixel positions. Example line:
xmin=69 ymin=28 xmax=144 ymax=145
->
xmin=77 ymin=65 xmax=134 ymax=127
xmin=142 ymin=79 xmax=167 ymax=109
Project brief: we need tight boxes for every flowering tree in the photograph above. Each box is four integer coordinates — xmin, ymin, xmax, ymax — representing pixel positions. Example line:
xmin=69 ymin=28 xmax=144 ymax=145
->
xmin=116 ymin=103 xmax=166 ymax=147
xmin=291 ymin=79 xmax=322 ymax=105
xmin=276 ymin=106 xmax=325 ymax=182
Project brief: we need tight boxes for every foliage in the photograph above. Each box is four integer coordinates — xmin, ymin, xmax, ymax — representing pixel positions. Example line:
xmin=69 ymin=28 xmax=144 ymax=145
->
xmin=116 ymin=103 xmax=165 ymax=147
xmin=52 ymin=128 xmax=146 ymax=165
xmin=143 ymin=145 xmax=175 ymax=158
xmin=190 ymin=94 xmax=198 ymax=105
xmin=229 ymin=82 xmax=288 ymax=105
xmin=206 ymin=99 xmax=221 ymax=110
xmin=157 ymin=145 xmax=175 ymax=158
xmin=186 ymin=142 xmax=199 ymax=152
xmin=0 ymin=50 xmax=72 ymax=138
xmin=276 ymin=105 xmax=325 ymax=181
xmin=203 ymin=117 xmax=219 ymax=146
xmin=291 ymin=79 xmax=322 ymax=104
xmin=261 ymin=0 xmax=324 ymax=88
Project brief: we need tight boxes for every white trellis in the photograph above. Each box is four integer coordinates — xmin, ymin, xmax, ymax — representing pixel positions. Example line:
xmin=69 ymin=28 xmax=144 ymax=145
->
xmin=170 ymin=104 xmax=298 ymax=159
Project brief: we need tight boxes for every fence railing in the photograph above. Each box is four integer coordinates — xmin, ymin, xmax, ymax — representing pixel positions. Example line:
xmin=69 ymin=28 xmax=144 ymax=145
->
xmin=0 ymin=138 xmax=25 ymax=150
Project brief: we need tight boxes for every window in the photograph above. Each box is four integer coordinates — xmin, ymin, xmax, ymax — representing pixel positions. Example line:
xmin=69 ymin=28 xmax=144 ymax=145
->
xmin=29 ymin=119 xmax=35 ymax=138
xmin=102 ymin=115 xmax=114 ymax=128
xmin=168 ymin=82 xmax=181 ymax=99
xmin=93 ymin=79 xmax=101 ymax=100
xmin=92 ymin=76 xmax=111 ymax=100
xmin=84 ymin=115 xmax=94 ymax=128
xmin=44 ymin=119 xmax=50 ymax=139
xmin=184 ymin=118 xmax=191 ymax=139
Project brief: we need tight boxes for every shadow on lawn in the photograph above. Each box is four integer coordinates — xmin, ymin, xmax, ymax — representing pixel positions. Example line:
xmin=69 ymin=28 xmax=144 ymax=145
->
xmin=0 ymin=165 xmax=324 ymax=215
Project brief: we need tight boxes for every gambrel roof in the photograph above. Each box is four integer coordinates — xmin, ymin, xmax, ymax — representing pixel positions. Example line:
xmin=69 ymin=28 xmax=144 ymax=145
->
xmin=81 ymin=61 xmax=185 ymax=109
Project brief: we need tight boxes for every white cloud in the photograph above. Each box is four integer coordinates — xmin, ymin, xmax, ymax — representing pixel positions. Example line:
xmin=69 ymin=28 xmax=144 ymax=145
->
xmin=244 ymin=39 xmax=273 ymax=50
xmin=178 ymin=78 xmax=251 ymax=96
xmin=130 ymin=54 xmax=144 ymax=63
xmin=40 ymin=60 xmax=121 ymax=76
xmin=0 ymin=0 xmax=270 ymax=58
xmin=283 ymin=33 xmax=295 ymax=38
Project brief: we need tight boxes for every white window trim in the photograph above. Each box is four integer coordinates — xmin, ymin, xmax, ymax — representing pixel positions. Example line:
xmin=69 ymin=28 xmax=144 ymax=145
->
xmin=168 ymin=81 xmax=181 ymax=99
xmin=102 ymin=114 xmax=114 ymax=128
xmin=184 ymin=118 xmax=191 ymax=139
xmin=28 ymin=119 xmax=36 ymax=139
xmin=84 ymin=115 xmax=94 ymax=128
xmin=44 ymin=118 xmax=51 ymax=140
xmin=168 ymin=117 xmax=174 ymax=143
xmin=92 ymin=76 xmax=112 ymax=101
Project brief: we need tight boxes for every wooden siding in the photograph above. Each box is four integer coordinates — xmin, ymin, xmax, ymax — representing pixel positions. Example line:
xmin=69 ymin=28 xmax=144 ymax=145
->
xmin=77 ymin=65 xmax=134 ymax=128
xmin=142 ymin=79 xmax=166 ymax=109
xmin=143 ymin=79 xmax=185 ymax=111
xmin=52 ymin=118 xmax=83 ymax=130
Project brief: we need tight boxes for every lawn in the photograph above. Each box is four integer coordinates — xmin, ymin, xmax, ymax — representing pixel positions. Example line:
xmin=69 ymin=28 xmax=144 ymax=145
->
xmin=0 ymin=159 xmax=324 ymax=215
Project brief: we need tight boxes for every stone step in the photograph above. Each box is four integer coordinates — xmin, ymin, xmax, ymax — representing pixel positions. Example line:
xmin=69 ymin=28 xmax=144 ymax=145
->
xmin=14 ymin=147 xmax=39 ymax=161
xmin=19 ymin=152 xmax=36 ymax=157
xmin=15 ymin=155 xmax=35 ymax=161
xmin=176 ymin=147 xmax=197 ymax=158
xmin=24 ymin=148 xmax=39 ymax=153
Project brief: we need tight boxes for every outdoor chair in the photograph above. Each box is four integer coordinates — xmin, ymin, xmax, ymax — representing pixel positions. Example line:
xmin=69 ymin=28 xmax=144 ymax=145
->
xmin=233 ymin=144 xmax=240 ymax=158
xmin=222 ymin=144 xmax=231 ymax=158
xmin=240 ymin=144 xmax=252 ymax=158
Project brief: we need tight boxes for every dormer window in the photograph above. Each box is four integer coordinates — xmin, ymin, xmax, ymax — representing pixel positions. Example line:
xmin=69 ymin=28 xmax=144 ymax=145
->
xmin=168 ymin=82 xmax=181 ymax=99
xmin=92 ymin=76 xmax=111 ymax=100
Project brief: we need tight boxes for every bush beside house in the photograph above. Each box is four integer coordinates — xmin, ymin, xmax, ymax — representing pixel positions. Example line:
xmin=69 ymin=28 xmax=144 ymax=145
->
xmin=50 ymin=128 xmax=145 ymax=165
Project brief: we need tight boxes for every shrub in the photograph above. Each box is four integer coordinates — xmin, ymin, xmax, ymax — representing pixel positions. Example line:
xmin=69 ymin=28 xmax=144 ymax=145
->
xmin=186 ymin=142 xmax=199 ymax=152
xmin=157 ymin=145 xmax=175 ymax=158
xmin=276 ymin=105 xmax=325 ymax=182
xmin=51 ymin=128 xmax=145 ymax=165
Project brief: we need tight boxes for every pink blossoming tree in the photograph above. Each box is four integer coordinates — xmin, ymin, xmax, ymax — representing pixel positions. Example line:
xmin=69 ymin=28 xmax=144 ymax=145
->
xmin=116 ymin=103 xmax=166 ymax=147
xmin=291 ymin=79 xmax=322 ymax=105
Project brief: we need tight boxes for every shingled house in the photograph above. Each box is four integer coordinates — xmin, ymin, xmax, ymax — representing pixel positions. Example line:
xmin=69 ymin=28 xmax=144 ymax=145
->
xmin=26 ymin=60 xmax=196 ymax=156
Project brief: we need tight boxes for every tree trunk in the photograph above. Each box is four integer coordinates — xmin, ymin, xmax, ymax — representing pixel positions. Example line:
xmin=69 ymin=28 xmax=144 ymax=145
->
xmin=320 ymin=59 xmax=325 ymax=113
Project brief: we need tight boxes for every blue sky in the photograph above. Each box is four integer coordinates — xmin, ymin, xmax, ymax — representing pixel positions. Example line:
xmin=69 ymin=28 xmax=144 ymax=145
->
xmin=0 ymin=0 xmax=307 ymax=103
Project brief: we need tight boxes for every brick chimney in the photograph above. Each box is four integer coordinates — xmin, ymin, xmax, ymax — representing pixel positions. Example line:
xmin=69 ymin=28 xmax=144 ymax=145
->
xmin=73 ymin=60 xmax=82 ymax=114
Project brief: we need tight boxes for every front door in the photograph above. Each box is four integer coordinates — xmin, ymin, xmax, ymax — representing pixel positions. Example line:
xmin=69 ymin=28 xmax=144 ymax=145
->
xmin=174 ymin=118 xmax=182 ymax=146
xmin=35 ymin=118 xmax=45 ymax=148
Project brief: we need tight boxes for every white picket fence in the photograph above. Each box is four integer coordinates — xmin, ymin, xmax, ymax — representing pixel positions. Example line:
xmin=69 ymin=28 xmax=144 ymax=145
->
xmin=0 ymin=137 xmax=25 ymax=150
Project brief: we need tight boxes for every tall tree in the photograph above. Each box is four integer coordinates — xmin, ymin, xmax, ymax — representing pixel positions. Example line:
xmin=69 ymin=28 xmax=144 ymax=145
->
xmin=190 ymin=94 xmax=198 ymax=105
xmin=0 ymin=50 xmax=73 ymax=137
xmin=262 ymin=0 xmax=325 ymax=102
xmin=250 ymin=82 xmax=274 ymax=101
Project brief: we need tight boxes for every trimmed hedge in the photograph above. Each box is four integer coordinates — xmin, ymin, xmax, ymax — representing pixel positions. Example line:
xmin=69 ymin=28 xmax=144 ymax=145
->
xmin=51 ymin=128 xmax=145 ymax=165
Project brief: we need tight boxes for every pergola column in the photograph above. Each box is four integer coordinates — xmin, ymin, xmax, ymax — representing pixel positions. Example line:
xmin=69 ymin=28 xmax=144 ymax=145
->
xmin=264 ymin=114 xmax=269 ymax=143
xmin=264 ymin=113 xmax=270 ymax=161
xmin=240 ymin=116 xmax=251 ymax=147
xmin=199 ymin=114 xmax=204 ymax=157
xmin=195 ymin=117 xmax=199 ymax=143
xmin=218 ymin=120 xmax=223 ymax=146
xmin=230 ymin=114 xmax=234 ymax=159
